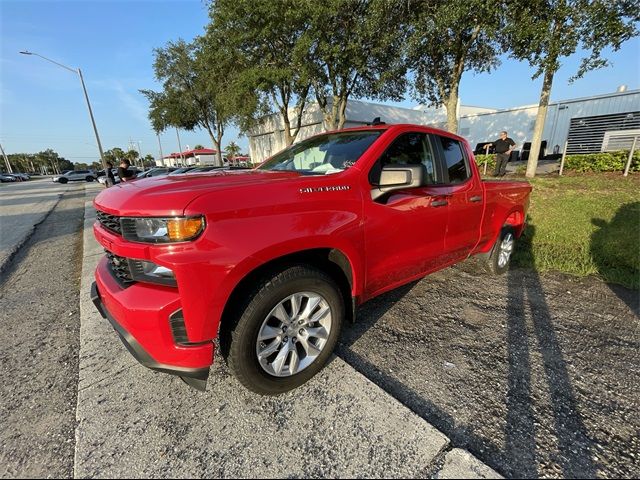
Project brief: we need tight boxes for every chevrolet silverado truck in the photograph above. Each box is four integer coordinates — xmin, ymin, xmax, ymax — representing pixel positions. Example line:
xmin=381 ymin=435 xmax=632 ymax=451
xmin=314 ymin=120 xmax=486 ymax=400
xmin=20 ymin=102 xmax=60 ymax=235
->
xmin=91 ymin=124 xmax=531 ymax=395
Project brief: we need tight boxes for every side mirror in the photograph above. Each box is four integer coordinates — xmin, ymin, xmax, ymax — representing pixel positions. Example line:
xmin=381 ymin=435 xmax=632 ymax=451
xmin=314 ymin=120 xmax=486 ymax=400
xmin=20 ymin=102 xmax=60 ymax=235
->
xmin=371 ymin=164 xmax=425 ymax=200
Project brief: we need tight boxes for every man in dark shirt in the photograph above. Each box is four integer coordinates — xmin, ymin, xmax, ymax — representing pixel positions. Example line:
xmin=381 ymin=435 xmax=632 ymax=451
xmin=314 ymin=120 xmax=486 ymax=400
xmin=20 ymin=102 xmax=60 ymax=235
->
xmin=118 ymin=159 xmax=134 ymax=182
xmin=487 ymin=131 xmax=516 ymax=177
xmin=105 ymin=161 xmax=116 ymax=187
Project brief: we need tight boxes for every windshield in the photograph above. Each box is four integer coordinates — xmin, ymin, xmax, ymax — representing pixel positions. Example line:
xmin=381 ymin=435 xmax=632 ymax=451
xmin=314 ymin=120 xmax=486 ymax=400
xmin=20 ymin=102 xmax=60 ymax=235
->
xmin=258 ymin=130 xmax=382 ymax=175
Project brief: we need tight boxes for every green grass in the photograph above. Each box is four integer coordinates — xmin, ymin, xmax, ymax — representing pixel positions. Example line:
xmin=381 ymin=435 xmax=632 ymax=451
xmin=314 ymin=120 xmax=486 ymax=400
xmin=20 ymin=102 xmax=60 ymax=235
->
xmin=508 ymin=173 xmax=640 ymax=289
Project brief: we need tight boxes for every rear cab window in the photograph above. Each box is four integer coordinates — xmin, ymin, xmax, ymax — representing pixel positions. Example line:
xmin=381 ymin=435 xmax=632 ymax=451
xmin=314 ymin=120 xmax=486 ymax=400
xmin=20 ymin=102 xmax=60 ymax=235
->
xmin=434 ymin=135 xmax=471 ymax=184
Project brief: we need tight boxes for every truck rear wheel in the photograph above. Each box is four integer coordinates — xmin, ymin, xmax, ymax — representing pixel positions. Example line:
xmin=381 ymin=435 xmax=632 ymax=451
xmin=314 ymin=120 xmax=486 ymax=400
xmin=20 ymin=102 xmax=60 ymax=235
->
xmin=223 ymin=265 xmax=344 ymax=395
xmin=485 ymin=226 xmax=516 ymax=275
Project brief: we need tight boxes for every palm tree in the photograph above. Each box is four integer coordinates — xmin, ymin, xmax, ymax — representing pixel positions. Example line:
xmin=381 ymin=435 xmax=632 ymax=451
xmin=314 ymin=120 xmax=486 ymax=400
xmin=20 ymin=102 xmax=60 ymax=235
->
xmin=225 ymin=141 xmax=241 ymax=161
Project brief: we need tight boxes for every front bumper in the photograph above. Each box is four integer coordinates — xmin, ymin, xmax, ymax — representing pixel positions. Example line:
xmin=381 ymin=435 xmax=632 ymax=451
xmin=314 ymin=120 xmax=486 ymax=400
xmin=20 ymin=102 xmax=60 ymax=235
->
xmin=91 ymin=262 xmax=214 ymax=390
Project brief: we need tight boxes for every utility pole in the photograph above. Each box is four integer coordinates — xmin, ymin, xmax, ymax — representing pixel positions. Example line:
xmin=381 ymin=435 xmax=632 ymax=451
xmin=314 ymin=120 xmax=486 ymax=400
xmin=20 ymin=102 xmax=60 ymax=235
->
xmin=0 ymin=142 xmax=13 ymax=173
xmin=175 ymin=128 xmax=183 ymax=166
xmin=157 ymin=133 xmax=164 ymax=167
xmin=136 ymin=141 xmax=143 ymax=168
xmin=19 ymin=51 xmax=109 ymax=175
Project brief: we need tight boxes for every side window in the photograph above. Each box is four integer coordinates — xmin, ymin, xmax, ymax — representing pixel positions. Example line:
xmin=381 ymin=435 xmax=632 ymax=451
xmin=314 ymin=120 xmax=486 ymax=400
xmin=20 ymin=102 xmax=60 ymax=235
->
xmin=372 ymin=133 xmax=438 ymax=185
xmin=438 ymin=136 xmax=470 ymax=184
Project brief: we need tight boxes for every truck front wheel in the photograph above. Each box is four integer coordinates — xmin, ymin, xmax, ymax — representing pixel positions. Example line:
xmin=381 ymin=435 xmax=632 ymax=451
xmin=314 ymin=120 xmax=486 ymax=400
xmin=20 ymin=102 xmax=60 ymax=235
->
xmin=223 ymin=265 xmax=344 ymax=395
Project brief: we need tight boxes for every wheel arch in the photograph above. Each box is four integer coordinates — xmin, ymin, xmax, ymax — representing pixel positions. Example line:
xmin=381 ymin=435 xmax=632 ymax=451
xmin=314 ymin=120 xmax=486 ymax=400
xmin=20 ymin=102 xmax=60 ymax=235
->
xmin=218 ymin=248 xmax=357 ymax=348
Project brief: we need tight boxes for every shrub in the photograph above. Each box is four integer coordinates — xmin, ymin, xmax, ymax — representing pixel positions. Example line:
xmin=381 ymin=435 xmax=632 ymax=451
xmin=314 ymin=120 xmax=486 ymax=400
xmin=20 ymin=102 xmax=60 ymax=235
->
xmin=473 ymin=154 xmax=496 ymax=173
xmin=563 ymin=150 xmax=640 ymax=173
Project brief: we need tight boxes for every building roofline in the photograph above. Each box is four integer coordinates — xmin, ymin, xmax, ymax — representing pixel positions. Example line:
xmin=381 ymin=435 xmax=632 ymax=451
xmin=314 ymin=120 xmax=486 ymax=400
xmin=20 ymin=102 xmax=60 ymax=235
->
xmin=461 ymin=88 xmax=640 ymax=119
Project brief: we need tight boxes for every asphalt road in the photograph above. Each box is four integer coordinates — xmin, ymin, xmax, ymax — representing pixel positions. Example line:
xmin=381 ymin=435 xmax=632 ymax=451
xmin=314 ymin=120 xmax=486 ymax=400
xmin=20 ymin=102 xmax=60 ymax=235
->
xmin=0 ymin=178 xmax=74 ymax=271
xmin=0 ymin=183 xmax=85 ymax=477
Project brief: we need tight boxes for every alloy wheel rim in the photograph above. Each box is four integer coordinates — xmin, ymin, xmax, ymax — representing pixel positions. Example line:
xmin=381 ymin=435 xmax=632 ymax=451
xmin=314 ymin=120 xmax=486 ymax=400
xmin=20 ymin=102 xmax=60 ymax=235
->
xmin=498 ymin=233 xmax=515 ymax=268
xmin=256 ymin=292 xmax=332 ymax=377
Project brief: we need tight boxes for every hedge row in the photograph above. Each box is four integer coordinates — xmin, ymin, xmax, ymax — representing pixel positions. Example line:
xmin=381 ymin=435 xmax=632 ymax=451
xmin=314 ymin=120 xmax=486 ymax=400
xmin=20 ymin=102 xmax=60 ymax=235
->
xmin=562 ymin=150 xmax=640 ymax=173
xmin=473 ymin=150 xmax=640 ymax=173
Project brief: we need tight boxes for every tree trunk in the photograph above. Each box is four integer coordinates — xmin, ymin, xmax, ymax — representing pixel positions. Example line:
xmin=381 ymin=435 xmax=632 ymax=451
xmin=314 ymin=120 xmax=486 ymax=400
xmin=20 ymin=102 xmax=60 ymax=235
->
xmin=289 ymin=86 xmax=310 ymax=144
xmin=445 ymin=89 xmax=459 ymax=134
xmin=215 ymin=133 xmax=224 ymax=166
xmin=526 ymin=66 xmax=555 ymax=178
xmin=282 ymin=112 xmax=294 ymax=146
xmin=337 ymin=96 xmax=348 ymax=130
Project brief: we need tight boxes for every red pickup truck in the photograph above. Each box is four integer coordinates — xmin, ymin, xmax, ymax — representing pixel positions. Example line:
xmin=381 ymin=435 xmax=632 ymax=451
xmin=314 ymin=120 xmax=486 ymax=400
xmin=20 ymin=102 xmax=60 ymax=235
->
xmin=91 ymin=124 xmax=531 ymax=395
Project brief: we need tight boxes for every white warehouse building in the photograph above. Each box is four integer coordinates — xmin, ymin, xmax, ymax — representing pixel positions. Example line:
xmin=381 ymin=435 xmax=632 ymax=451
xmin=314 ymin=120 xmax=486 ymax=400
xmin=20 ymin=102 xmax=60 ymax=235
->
xmin=248 ymin=87 xmax=640 ymax=163
xmin=248 ymin=99 xmax=492 ymax=163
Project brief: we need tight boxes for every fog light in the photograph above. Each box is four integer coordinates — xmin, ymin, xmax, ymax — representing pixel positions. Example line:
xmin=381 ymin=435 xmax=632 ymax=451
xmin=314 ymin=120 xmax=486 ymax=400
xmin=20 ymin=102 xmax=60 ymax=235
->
xmin=130 ymin=259 xmax=177 ymax=286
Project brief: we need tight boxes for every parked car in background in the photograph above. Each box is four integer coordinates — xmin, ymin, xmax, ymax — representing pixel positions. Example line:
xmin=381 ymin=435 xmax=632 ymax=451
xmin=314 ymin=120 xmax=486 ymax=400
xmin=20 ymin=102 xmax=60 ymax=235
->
xmin=97 ymin=167 xmax=143 ymax=185
xmin=7 ymin=172 xmax=31 ymax=181
xmin=168 ymin=167 xmax=197 ymax=175
xmin=53 ymin=169 xmax=97 ymax=184
xmin=136 ymin=167 xmax=177 ymax=179
xmin=0 ymin=173 xmax=17 ymax=183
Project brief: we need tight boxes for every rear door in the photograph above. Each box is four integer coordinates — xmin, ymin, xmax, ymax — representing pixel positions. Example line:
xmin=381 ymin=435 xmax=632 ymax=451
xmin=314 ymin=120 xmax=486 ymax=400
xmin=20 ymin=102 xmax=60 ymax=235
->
xmin=432 ymin=134 xmax=484 ymax=262
xmin=363 ymin=132 xmax=450 ymax=297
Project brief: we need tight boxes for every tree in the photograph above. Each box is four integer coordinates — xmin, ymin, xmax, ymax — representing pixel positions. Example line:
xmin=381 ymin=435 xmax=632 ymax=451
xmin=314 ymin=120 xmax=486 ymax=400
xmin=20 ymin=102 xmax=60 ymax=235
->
xmin=193 ymin=144 xmax=205 ymax=150
xmin=209 ymin=0 xmax=311 ymax=146
xmin=125 ymin=149 xmax=139 ymax=166
xmin=298 ymin=0 xmax=408 ymax=130
xmin=142 ymin=36 xmax=259 ymax=166
xmin=225 ymin=141 xmax=241 ymax=160
xmin=407 ymin=0 xmax=504 ymax=133
xmin=104 ymin=147 xmax=126 ymax=164
xmin=143 ymin=154 xmax=156 ymax=167
xmin=142 ymin=39 xmax=225 ymax=166
xmin=505 ymin=0 xmax=639 ymax=178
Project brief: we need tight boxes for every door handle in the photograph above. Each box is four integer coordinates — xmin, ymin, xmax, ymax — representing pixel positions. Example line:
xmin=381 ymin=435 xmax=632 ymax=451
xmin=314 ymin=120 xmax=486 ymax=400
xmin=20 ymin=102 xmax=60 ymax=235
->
xmin=469 ymin=195 xmax=482 ymax=203
xmin=431 ymin=200 xmax=448 ymax=207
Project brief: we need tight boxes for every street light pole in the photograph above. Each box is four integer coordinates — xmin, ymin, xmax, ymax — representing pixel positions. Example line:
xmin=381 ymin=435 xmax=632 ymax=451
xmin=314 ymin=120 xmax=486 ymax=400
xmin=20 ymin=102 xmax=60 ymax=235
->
xmin=156 ymin=133 xmax=164 ymax=167
xmin=19 ymin=50 xmax=109 ymax=175
xmin=175 ymin=128 xmax=184 ymax=166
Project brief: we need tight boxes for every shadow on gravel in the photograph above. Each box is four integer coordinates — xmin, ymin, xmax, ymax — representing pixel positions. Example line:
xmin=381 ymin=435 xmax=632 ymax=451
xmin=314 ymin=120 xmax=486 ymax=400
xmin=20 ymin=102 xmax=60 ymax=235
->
xmin=337 ymin=282 xmax=506 ymax=475
xmin=338 ymin=226 xmax=603 ymax=478
xmin=506 ymin=225 xmax=598 ymax=478
xmin=590 ymin=201 xmax=640 ymax=315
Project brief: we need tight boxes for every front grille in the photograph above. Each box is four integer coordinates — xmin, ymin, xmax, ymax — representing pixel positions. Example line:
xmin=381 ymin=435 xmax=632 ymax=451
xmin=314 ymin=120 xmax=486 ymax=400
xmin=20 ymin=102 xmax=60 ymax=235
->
xmin=96 ymin=210 xmax=122 ymax=235
xmin=105 ymin=251 xmax=134 ymax=285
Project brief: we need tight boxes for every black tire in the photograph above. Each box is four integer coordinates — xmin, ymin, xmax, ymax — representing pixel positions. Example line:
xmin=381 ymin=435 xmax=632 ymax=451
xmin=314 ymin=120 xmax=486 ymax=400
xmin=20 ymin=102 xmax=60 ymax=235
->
xmin=222 ymin=265 xmax=344 ymax=395
xmin=86 ymin=176 xmax=94 ymax=182
xmin=484 ymin=226 xmax=516 ymax=275
xmin=59 ymin=177 xmax=68 ymax=184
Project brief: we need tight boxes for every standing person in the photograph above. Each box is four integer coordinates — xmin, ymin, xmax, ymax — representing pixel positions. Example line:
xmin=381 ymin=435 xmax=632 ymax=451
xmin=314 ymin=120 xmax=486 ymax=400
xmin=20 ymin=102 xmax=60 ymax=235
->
xmin=105 ymin=161 xmax=116 ymax=187
xmin=118 ymin=159 xmax=134 ymax=182
xmin=487 ymin=131 xmax=516 ymax=177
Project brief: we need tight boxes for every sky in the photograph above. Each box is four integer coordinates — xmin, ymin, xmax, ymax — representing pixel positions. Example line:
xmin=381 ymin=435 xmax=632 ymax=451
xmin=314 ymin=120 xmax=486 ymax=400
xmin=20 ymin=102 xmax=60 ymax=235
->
xmin=1 ymin=0 xmax=639 ymax=165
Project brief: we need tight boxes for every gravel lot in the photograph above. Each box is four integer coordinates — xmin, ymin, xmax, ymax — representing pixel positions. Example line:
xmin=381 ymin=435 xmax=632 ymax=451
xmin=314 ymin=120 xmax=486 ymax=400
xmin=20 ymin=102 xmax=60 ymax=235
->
xmin=339 ymin=261 xmax=639 ymax=478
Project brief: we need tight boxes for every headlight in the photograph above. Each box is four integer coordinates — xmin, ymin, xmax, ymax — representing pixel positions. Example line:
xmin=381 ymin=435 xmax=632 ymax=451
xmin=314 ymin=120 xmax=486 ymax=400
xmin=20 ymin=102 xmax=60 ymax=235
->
xmin=121 ymin=216 xmax=205 ymax=243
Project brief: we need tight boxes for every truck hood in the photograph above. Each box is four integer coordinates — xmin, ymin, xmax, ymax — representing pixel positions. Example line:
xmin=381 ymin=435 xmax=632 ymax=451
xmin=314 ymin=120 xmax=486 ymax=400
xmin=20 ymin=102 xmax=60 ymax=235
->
xmin=93 ymin=170 xmax=300 ymax=216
